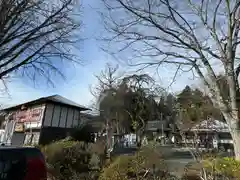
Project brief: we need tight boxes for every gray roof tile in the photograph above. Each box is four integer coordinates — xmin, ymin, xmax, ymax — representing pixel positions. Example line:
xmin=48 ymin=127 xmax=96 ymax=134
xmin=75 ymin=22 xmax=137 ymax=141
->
xmin=2 ymin=94 xmax=90 ymax=111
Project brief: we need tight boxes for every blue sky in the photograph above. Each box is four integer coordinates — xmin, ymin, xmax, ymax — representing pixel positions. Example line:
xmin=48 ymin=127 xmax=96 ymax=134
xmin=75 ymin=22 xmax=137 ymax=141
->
xmin=0 ymin=0 xmax=193 ymax=108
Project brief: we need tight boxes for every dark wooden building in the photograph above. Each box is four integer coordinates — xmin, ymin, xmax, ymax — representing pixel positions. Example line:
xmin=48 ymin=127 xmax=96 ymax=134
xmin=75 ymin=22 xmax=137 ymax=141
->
xmin=1 ymin=95 xmax=89 ymax=146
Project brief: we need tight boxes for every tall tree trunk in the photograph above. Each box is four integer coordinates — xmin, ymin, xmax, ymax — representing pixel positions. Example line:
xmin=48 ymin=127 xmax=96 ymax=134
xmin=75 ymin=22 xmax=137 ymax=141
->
xmin=224 ymin=112 xmax=240 ymax=160
xmin=225 ymin=61 xmax=240 ymax=159
xmin=231 ymin=130 xmax=240 ymax=160
xmin=115 ymin=112 xmax=120 ymax=144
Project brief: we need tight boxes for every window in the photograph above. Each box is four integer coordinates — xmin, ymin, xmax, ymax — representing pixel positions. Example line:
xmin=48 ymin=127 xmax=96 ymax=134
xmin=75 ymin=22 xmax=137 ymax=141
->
xmin=24 ymin=134 xmax=31 ymax=145
xmin=24 ymin=133 xmax=40 ymax=145
xmin=32 ymin=133 xmax=40 ymax=144
xmin=218 ymin=133 xmax=232 ymax=140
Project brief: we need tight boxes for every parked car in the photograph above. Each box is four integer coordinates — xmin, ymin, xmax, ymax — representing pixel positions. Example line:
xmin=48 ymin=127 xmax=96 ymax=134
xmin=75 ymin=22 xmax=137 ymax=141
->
xmin=0 ymin=146 xmax=47 ymax=180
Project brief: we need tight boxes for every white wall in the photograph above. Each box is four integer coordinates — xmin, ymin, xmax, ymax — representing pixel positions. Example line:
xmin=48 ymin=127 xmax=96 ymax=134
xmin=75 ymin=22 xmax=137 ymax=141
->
xmin=43 ymin=103 xmax=81 ymax=128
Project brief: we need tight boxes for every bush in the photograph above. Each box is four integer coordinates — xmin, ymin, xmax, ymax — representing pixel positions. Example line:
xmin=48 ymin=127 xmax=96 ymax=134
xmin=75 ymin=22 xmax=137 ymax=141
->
xmin=203 ymin=157 xmax=240 ymax=179
xmin=89 ymin=137 xmax=107 ymax=169
xmin=41 ymin=140 xmax=79 ymax=161
xmin=99 ymin=143 xmax=173 ymax=180
xmin=181 ymin=174 xmax=202 ymax=180
xmin=42 ymin=140 xmax=99 ymax=180
xmin=100 ymin=155 xmax=132 ymax=180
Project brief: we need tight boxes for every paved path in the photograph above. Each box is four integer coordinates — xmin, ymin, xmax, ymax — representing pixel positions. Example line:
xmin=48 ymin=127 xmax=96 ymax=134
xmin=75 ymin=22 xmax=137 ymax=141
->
xmin=157 ymin=146 xmax=196 ymax=177
xmin=111 ymin=146 xmax=138 ymax=156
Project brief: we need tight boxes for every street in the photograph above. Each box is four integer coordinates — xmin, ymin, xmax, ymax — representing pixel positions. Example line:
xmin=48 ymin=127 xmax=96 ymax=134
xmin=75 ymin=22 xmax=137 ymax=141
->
xmin=158 ymin=146 xmax=196 ymax=177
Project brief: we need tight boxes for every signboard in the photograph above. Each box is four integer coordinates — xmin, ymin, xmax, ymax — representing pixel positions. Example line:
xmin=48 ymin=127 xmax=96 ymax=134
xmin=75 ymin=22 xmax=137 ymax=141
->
xmin=12 ymin=106 xmax=45 ymax=123
xmin=14 ymin=123 xmax=24 ymax=132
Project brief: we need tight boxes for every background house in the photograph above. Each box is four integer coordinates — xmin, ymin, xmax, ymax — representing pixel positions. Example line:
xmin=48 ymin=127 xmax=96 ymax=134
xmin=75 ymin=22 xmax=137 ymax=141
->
xmin=80 ymin=113 xmax=104 ymax=133
xmin=181 ymin=119 xmax=233 ymax=151
xmin=2 ymin=95 xmax=89 ymax=146
xmin=145 ymin=120 xmax=171 ymax=136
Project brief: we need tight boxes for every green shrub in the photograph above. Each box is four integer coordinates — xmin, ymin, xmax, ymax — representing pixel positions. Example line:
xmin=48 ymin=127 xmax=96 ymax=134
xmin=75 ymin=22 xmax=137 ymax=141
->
xmin=42 ymin=140 xmax=96 ymax=180
xmin=41 ymin=140 xmax=79 ymax=161
xmin=100 ymin=143 xmax=169 ymax=180
xmin=203 ymin=157 xmax=240 ymax=179
xmin=137 ymin=142 xmax=166 ymax=170
xmin=100 ymin=155 xmax=132 ymax=180
xmin=90 ymin=136 xmax=109 ymax=170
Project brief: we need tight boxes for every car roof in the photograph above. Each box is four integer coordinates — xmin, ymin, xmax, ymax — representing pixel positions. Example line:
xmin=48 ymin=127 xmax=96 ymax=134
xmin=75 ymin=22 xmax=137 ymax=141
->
xmin=0 ymin=146 xmax=36 ymax=149
xmin=0 ymin=146 xmax=43 ymax=154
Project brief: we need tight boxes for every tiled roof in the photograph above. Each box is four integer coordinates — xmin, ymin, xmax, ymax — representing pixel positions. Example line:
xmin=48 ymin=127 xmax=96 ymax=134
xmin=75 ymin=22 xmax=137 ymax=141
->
xmin=191 ymin=119 xmax=229 ymax=132
xmin=46 ymin=95 xmax=89 ymax=110
xmin=1 ymin=95 xmax=90 ymax=111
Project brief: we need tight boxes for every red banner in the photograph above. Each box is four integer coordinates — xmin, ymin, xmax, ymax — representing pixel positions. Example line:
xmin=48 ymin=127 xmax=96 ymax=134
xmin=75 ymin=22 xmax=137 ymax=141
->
xmin=14 ymin=106 xmax=44 ymax=122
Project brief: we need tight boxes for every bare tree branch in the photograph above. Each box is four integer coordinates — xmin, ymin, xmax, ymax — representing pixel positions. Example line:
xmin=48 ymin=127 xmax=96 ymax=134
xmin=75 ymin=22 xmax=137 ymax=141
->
xmin=100 ymin=0 xmax=240 ymax=158
xmin=90 ymin=63 xmax=123 ymax=99
xmin=0 ymin=0 xmax=82 ymax=83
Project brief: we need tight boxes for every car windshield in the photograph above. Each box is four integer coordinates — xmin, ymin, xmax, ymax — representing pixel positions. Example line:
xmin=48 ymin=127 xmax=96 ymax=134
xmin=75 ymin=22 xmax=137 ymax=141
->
xmin=0 ymin=150 xmax=27 ymax=180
